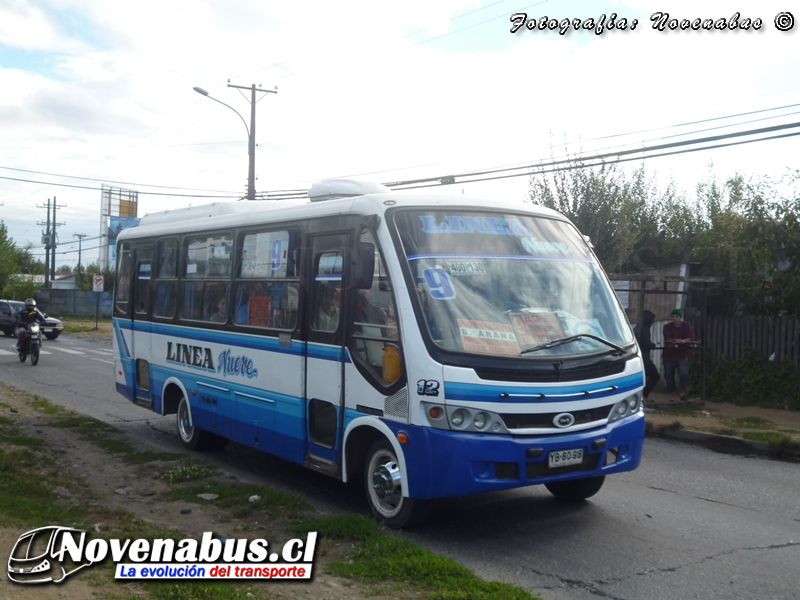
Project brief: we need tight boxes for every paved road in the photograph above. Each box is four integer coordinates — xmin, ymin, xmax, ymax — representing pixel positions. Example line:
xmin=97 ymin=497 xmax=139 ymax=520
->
xmin=2 ymin=333 xmax=799 ymax=600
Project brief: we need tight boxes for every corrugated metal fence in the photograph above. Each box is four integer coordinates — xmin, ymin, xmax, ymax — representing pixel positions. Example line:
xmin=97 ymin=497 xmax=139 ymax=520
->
xmin=692 ymin=316 xmax=800 ymax=368
xmin=640 ymin=316 xmax=800 ymax=370
xmin=35 ymin=290 xmax=113 ymax=317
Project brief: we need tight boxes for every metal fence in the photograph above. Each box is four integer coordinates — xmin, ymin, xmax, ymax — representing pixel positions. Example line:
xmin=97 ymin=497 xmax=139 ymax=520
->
xmin=693 ymin=316 xmax=800 ymax=369
xmin=35 ymin=290 xmax=113 ymax=317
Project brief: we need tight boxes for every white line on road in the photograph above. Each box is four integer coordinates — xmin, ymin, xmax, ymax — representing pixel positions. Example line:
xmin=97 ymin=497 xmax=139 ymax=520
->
xmin=90 ymin=358 xmax=114 ymax=364
xmin=0 ymin=349 xmax=51 ymax=356
xmin=47 ymin=347 xmax=86 ymax=355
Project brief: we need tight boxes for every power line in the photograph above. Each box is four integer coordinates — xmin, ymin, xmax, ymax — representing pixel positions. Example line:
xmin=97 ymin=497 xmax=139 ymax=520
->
xmin=392 ymin=130 xmax=800 ymax=191
xmin=0 ymin=174 xmax=242 ymax=198
xmin=383 ymin=120 xmax=800 ymax=188
xmin=0 ymin=165 xmax=241 ymax=194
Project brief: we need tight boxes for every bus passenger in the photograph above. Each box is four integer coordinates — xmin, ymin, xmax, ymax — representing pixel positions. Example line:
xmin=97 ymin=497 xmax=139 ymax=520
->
xmin=209 ymin=298 xmax=227 ymax=323
xmin=315 ymin=286 xmax=340 ymax=331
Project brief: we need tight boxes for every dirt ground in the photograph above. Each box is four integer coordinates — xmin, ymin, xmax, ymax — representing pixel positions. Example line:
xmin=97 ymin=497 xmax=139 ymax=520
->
xmin=0 ymin=384 xmax=423 ymax=600
xmin=644 ymin=391 xmax=800 ymax=443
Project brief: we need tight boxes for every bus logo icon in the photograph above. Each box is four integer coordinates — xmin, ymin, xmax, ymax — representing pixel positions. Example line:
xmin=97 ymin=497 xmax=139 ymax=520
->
xmin=553 ymin=413 xmax=575 ymax=428
xmin=7 ymin=526 xmax=91 ymax=584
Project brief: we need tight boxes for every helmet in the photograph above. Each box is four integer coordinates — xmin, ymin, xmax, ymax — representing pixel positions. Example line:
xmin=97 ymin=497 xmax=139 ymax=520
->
xmin=24 ymin=298 xmax=36 ymax=308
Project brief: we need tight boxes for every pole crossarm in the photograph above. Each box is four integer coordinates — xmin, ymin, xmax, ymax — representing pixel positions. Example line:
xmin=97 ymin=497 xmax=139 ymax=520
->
xmin=194 ymin=83 xmax=278 ymax=201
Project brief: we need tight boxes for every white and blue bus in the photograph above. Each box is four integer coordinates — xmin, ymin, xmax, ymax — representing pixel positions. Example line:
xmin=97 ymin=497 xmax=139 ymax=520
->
xmin=113 ymin=179 xmax=645 ymax=528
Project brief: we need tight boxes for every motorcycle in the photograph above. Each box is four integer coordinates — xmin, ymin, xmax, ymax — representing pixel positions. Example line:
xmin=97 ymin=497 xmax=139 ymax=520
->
xmin=17 ymin=322 xmax=42 ymax=366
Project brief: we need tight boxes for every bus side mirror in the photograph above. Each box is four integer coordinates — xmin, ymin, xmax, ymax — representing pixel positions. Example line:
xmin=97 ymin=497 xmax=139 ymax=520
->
xmin=355 ymin=242 xmax=375 ymax=290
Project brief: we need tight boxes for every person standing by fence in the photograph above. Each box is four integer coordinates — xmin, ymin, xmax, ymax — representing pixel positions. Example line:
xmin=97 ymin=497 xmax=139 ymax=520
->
xmin=662 ymin=308 xmax=694 ymax=401
xmin=636 ymin=310 xmax=660 ymax=405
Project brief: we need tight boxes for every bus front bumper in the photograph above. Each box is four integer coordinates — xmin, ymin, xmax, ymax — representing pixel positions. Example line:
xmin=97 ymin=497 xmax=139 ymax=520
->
xmin=394 ymin=413 xmax=645 ymax=499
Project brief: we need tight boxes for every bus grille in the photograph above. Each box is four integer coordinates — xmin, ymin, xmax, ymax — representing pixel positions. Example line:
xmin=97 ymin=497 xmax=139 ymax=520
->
xmin=500 ymin=405 xmax=613 ymax=430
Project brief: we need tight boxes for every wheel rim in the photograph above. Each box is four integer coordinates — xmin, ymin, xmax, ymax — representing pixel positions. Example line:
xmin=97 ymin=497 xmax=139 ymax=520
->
xmin=177 ymin=398 xmax=194 ymax=442
xmin=31 ymin=347 xmax=39 ymax=365
xmin=368 ymin=449 xmax=404 ymax=518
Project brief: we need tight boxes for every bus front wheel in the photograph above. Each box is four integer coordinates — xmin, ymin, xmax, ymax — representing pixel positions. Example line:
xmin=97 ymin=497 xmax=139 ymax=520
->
xmin=545 ymin=475 xmax=605 ymax=501
xmin=364 ymin=438 xmax=429 ymax=529
xmin=177 ymin=396 xmax=217 ymax=451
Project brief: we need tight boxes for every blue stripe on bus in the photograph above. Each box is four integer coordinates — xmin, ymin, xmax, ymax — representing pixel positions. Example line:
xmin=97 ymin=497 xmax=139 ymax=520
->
xmin=113 ymin=319 xmax=131 ymax=359
xmin=115 ymin=319 xmax=355 ymax=359
xmin=407 ymin=254 xmax=593 ymax=263
xmin=444 ymin=372 xmax=643 ymax=403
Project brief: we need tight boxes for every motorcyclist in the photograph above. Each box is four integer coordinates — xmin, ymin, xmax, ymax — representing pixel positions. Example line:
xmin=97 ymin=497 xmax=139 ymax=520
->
xmin=15 ymin=298 xmax=46 ymax=352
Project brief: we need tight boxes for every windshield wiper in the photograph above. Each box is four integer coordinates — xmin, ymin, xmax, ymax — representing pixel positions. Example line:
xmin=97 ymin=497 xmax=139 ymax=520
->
xmin=520 ymin=334 xmax=625 ymax=355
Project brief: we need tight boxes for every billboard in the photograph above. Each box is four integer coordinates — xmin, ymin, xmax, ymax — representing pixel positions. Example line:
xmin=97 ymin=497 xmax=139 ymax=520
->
xmin=108 ymin=216 xmax=141 ymax=266
xmin=99 ymin=186 xmax=139 ymax=270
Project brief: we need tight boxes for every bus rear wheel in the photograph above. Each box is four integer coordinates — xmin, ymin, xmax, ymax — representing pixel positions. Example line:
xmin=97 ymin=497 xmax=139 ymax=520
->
xmin=545 ymin=476 xmax=605 ymax=501
xmin=364 ymin=438 xmax=429 ymax=529
xmin=177 ymin=396 xmax=217 ymax=451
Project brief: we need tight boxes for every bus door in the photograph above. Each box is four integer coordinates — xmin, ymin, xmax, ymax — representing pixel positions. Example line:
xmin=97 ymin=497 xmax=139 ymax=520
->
xmin=305 ymin=233 xmax=348 ymax=472
xmin=131 ymin=247 xmax=153 ymax=409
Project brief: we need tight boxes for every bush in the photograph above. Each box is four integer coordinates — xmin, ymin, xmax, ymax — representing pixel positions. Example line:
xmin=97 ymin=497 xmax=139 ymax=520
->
xmin=695 ymin=348 xmax=800 ymax=410
xmin=2 ymin=275 xmax=38 ymax=300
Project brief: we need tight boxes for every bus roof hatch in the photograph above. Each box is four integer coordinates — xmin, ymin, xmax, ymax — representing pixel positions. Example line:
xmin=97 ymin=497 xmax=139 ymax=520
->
xmin=308 ymin=179 xmax=390 ymax=202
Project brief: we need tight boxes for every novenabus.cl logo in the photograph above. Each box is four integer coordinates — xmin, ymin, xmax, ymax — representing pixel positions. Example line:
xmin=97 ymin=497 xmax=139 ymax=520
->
xmin=7 ymin=526 xmax=93 ymax=584
xmin=8 ymin=526 xmax=318 ymax=584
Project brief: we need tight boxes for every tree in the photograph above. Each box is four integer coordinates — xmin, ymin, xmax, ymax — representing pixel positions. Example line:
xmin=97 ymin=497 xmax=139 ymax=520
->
xmin=694 ymin=172 xmax=800 ymax=316
xmin=528 ymin=159 xmax=703 ymax=273
xmin=2 ymin=275 xmax=38 ymax=300
xmin=83 ymin=262 xmax=115 ymax=292
xmin=0 ymin=222 xmax=19 ymax=292
xmin=528 ymin=161 xmax=643 ymax=272
xmin=57 ymin=264 xmax=73 ymax=274
xmin=16 ymin=243 xmax=45 ymax=275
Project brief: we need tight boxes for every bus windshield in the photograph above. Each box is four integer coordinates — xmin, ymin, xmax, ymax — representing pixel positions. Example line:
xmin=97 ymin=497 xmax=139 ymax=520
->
xmin=393 ymin=210 xmax=634 ymax=358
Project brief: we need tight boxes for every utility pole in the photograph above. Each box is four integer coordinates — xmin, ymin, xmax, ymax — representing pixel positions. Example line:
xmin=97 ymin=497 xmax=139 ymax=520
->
xmin=73 ymin=233 xmax=88 ymax=286
xmin=38 ymin=198 xmax=66 ymax=287
xmin=37 ymin=198 xmax=52 ymax=288
xmin=50 ymin=198 xmax=66 ymax=283
xmin=194 ymin=83 xmax=277 ymax=200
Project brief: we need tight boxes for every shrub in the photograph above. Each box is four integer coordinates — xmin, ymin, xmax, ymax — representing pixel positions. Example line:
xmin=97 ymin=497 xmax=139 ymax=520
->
xmin=695 ymin=348 xmax=800 ymax=410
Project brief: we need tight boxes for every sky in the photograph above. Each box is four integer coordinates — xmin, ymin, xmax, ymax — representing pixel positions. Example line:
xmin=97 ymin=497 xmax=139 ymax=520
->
xmin=1 ymin=0 xmax=799 ymax=270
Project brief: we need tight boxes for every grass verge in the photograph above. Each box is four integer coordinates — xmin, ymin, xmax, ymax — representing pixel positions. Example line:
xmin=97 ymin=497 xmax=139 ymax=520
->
xmin=290 ymin=515 xmax=537 ymax=600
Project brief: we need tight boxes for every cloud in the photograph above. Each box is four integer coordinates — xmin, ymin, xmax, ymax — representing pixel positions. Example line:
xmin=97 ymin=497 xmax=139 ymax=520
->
xmin=0 ymin=0 xmax=90 ymax=53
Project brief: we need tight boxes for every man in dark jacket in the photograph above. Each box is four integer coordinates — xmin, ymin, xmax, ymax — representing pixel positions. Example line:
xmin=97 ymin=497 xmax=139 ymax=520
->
xmin=636 ymin=310 xmax=660 ymax=401
xmin=15 ymin=298 xmax=46 ymax=351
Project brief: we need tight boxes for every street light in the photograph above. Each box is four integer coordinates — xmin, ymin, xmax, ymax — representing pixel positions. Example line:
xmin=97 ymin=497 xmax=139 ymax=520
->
xmin=193 ymin=84 xmax=277 ymax=200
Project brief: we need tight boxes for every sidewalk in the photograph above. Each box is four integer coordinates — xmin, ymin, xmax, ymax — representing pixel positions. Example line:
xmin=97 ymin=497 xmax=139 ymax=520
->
xmin=644 ymin=391 xmax=800 ymax=462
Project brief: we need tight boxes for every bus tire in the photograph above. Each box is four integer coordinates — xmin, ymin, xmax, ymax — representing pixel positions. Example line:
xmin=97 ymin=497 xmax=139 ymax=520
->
xmin=176 ymin=396 xmax=216 ymax=451
xmin=545 ymin=475 xmax=605 ymax=501
xmin=364 ymin=438 xmax=429 ymax=529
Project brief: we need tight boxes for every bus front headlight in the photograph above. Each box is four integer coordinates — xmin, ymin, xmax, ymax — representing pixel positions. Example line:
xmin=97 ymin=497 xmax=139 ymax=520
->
xmin=608 ymin=393 xmax=642 ymax=423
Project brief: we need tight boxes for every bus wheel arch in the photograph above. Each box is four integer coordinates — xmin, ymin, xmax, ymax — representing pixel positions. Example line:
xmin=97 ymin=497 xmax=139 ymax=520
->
xmin=162 ymin=379 xmax=186 ymax=416
xmin=343 ymin=424 xmax=383 ymax=482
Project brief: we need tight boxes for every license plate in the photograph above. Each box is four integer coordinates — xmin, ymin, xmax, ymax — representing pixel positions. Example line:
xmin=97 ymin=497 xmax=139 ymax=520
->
xmin=548 ymin=448 xmax=584 ymax=468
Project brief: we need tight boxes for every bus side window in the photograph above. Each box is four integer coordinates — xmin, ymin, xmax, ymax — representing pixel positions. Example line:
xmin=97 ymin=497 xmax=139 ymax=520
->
xmin=115 ymin=244 xmax=132 ymax=315
xmin=350 ymin=230 xmax=402 ymax=386
xmin=154 ymin=281 xmax=176 ymax=318
xmin=135 ymin=263 xmax=151 ymax=315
